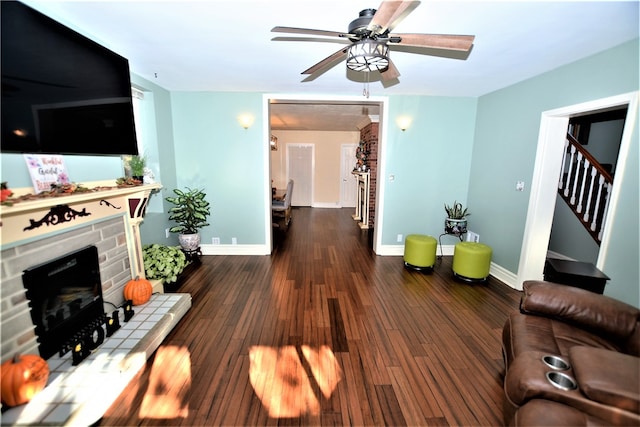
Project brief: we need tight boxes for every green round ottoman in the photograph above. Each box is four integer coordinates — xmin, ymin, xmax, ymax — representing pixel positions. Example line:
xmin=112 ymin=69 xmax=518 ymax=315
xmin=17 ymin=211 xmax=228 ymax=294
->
xmin=452 ymin=242 xmax=492 ymax=282
xmin=403 ymin=234 xmax=437 ymax=271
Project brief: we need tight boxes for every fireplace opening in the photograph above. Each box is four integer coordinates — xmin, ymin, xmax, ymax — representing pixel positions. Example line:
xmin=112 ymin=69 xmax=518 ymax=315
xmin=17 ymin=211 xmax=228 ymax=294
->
xmin=22 ymin=245 xmax=105 ymax=359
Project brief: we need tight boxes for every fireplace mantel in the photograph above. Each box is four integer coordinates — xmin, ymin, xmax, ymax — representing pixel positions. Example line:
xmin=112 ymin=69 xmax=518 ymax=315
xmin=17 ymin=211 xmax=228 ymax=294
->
xmin=0 ymin=180 xmax=161 ymax=218
xmin=1 ymin=180 xmax=161 ymax=278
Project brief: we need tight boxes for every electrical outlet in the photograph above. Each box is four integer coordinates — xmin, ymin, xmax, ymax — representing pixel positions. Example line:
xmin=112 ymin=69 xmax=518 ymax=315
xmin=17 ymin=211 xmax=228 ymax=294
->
xmin=397 ymin=234 xmax=403 ymax=242
xmin=467 ymin=231 xmax=480 ymax=243
xmin=231 ymin=237 xmax=237 ymax=245
xmin=516 ymin=181 xmax=525 ymax=192
xmin=165 ymin=228 xmax=170 ymax=238
xmin=212 ymin=237 xmax=220 ymax=245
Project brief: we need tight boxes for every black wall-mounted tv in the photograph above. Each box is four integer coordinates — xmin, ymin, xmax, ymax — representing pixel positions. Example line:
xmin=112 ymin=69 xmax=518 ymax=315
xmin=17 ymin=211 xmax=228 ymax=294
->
xmin=1 ymin=1 xmax=138 ymax=156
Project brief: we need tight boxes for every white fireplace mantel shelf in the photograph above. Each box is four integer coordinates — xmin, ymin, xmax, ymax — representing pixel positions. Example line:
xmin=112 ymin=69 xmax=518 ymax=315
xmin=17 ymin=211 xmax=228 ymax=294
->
xmin=0 ymin=180 xmax=162 ymax=280
xmin=0 ymin=180 xmax=162 ymax=219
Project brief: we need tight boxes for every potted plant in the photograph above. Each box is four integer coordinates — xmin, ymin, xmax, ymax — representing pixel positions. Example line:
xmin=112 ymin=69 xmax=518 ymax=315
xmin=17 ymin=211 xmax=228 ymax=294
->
xmin=166 ymin=187 xmax=211 ymax=251
xmin=126 ymin=155 xmax=146 ymax=182
xmin=142 ymin=244 xmax=188 ymax=284
xmin=444 ymin=201 xmax=469 ymax=235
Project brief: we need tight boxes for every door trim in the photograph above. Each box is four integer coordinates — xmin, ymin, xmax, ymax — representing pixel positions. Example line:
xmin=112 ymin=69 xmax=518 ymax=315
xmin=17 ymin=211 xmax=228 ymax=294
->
xmin=263 ymin=94 xmax=388 ymax=254
xmin=516 ymin=91 xmax=638 ymax=290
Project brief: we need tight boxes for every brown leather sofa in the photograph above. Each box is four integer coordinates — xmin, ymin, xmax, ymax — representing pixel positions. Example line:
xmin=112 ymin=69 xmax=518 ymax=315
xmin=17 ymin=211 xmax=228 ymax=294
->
xmin=502 ymin=280 xmax=640 ymax=426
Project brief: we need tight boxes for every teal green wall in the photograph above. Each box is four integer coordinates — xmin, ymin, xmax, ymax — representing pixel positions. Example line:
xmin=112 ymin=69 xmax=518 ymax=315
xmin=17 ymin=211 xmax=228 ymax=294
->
xmin=169 ymin=92 xmax=265 ymax=246
xmin=1 ymin=153 xmax=123 ymax=188
xmin=131 ymin=74 xmax=179 ymax=245
xmin=469 ymin=39 xmax=639 ymax=306
xmin=548 ymin=197 xmax=599 ymax=264
xmin=381 ymin=96 xmax=477 ymax=244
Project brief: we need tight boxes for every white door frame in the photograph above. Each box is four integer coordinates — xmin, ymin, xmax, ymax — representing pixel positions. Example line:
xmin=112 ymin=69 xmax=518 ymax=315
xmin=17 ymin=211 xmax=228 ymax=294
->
xmin=516 ymin=91 xmax=638 ymax=290
xmin=263 ymin=94 xmax=388 ymax=254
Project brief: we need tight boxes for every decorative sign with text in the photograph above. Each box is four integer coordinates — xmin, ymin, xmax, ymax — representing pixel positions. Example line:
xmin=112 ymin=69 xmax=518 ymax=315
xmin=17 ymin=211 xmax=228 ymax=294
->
xmin=24 ymin=154 xmax=70 ymax=194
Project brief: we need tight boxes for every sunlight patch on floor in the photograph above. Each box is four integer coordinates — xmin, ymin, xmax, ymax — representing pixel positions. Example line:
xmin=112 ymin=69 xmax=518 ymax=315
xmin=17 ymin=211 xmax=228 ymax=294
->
xmin=139 ymin=346 xmax=191 ymax=419
xmin=249 ymin=345 xmax=342 ymax=418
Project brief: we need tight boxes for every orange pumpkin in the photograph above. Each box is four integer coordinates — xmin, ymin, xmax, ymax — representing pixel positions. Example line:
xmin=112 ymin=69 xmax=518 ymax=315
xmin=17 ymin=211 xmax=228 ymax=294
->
xmin=124 ymin=276 xmax=153 ymax=305
xmin=1 ymin=354 xmax=49 ymax=407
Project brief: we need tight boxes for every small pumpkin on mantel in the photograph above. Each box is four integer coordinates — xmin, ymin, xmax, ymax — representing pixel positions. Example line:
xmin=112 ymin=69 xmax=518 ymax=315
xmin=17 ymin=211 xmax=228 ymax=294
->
xmin=1 ymin=354 xmax=50 ymax=407
xmin=123 ymin=276 xmax=153 ymax=306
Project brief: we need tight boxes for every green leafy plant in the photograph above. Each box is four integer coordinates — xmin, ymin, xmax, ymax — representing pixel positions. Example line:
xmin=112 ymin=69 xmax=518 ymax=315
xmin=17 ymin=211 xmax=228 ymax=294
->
xmin=166 ymin=187 xmax=211 ymax=234
xmin=127 ymin=155 xmax=146 ymax=177
xmin=444 ymin=201 xmax=470 ymax=219
xmin=142 ymin=244 xmax=187 ymax=284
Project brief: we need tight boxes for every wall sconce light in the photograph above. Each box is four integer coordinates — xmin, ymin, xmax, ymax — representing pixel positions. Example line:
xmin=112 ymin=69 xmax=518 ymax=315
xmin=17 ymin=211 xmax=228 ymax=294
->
xmin=396 ymin=116 xmax=412 ymax=132
xmin=270 ymin=135 xmax=278 ymax=151
xmin=237 ymin=114 xmax=254 ymax=129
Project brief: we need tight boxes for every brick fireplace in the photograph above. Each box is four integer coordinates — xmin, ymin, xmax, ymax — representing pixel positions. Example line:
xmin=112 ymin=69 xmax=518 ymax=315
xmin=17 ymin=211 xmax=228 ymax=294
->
xmin=0 ymin=181 xmax=193 ymax=426
xmin=0 ymin=182 xmax=160 ymax=361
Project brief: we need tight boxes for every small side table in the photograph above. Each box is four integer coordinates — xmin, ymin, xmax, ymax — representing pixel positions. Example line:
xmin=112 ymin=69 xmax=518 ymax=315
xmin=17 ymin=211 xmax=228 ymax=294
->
xmin=438 ymin=232 xmax=464 ymax=258
xmin=182 ymin=247 xmax=202 ymax=264
xmin=544 ymin=258 xmax=610 ymax=294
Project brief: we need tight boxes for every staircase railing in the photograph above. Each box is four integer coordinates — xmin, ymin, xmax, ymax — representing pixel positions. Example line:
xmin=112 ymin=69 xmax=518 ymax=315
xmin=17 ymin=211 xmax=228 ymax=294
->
xmin=558 ymin=133 xmax=613 ymax=244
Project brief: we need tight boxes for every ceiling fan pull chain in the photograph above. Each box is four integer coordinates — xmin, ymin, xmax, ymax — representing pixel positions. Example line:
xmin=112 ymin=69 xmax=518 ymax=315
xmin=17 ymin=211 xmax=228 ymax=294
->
xmin=363 ymin=72 xmax=370 ymax=98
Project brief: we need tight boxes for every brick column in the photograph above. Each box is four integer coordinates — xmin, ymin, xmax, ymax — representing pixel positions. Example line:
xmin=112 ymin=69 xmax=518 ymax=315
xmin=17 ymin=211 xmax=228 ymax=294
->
xmin=360 ymin=121 xmax=379 ymax=229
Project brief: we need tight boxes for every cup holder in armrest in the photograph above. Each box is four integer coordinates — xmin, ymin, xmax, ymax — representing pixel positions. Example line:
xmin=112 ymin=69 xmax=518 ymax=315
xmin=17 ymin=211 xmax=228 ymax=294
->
xmin=542 ymin=355 xmax=570 ymax=370
xmin=546 ymin=371 xmax=578 ymax=391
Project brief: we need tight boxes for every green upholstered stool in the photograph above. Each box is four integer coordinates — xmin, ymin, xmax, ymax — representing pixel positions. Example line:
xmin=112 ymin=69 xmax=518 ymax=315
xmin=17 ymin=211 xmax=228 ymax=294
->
xmin=403 ymin=234 xmax=437 ymax=271
xmin=452 ymin=242 xmax=492 ymax=282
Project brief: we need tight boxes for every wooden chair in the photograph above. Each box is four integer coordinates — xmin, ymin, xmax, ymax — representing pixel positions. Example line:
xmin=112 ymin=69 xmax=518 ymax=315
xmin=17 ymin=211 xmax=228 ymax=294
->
xmin=272 ymin=179 xmax=293 ymax=230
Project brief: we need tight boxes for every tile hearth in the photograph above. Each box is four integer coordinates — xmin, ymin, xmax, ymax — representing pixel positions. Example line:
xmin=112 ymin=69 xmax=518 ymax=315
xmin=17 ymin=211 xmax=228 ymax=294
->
xmin=1 ymin=293 xmax=191 ymax=427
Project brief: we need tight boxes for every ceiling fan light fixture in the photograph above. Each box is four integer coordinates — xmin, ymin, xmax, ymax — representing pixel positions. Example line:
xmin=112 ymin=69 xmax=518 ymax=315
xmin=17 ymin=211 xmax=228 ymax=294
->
xmin=346 ymin=39 xmax=389 ymax=73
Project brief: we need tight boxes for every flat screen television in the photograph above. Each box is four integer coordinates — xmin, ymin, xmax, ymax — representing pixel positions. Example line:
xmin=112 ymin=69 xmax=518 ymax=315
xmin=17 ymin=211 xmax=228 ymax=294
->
xmin=1 ymin=1 xmax=138 ymax=156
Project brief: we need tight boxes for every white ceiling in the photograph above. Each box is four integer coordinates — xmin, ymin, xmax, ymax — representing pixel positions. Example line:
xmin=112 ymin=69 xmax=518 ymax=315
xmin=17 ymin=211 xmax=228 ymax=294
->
xmin=23 ymin=0 xmax=640 ymax=131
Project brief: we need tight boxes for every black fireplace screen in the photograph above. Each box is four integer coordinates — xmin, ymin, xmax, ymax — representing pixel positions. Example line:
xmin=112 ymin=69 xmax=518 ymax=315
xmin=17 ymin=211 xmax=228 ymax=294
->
xmin=22 ymin=245 xmax=105 ymax=359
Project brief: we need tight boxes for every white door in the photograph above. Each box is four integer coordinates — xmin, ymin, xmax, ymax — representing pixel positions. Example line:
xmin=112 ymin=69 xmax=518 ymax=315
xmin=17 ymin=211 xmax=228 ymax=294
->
xmin=287 ymin=144 xmax=313 ymax=206
xmin=340 ymin=144 xmax=358 ymax=207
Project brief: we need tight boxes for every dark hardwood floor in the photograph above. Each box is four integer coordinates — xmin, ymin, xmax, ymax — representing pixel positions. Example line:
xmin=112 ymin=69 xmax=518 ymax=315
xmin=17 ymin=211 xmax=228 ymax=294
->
xmin=99 ymin=207 xmax=522 ymax=426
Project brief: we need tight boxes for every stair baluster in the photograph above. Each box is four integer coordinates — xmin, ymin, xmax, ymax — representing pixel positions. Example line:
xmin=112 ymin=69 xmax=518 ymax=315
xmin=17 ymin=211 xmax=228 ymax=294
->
xmin=558 ymin=133 xmax=613 ymax=245
xmin=576 ymin=158 xmax=590 ymax=214
xmin=564 ymin=144 xmax=576 ymax=198
xmin=559 ymin=139 xmax=569 ymax=190
xmin=590 ymin=174 xmax=605 ymax=232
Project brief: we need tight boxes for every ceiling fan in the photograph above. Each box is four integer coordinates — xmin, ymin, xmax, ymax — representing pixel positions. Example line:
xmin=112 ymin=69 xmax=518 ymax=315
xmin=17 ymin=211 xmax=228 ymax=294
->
xmin=272 ymin=0 xmax=475 ymax=83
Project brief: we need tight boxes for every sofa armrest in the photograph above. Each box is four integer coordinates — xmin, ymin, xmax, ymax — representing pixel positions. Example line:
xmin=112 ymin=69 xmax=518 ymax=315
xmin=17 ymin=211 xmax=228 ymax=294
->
xmin=520 ymin=281 xmax=640 ymax=345
xmin=570 ymin=346 xmax=640 ymax=414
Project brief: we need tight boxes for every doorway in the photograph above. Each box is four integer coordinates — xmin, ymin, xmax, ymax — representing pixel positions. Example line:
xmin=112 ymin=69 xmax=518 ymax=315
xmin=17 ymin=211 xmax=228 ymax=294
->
xmin=263 ymin=94 xmax=389 ymax=254
xmin=516 ymin=92 xmax=638 ymax=290
xmin=547 ymin=108 xmax=627 ymax=263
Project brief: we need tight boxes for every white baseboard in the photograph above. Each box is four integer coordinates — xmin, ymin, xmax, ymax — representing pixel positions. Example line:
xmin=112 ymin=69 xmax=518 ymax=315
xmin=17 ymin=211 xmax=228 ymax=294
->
xmin=201 ymin=244 xmax=270 ymax=256
xmin=311 ymin=202 xmax=344 ymax=209
xmin=546 ymin=250 xmax=576 ymax=261
xmin=489 ymin=262 xmax=519 ymax=290
xmin=375 ymin=244 xmax=456 ymax=256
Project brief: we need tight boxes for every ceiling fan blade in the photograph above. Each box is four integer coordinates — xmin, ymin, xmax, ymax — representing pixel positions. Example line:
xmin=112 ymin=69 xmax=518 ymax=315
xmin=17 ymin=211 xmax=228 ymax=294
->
xmin=272 ymin=36 xmax=350 ymax=45
xmin=391 ymin=33 xmax=475 ymax=51
xmin=368 ymin=1 xmax=421 ymax=35
xmin=380 ymin=59 xmax=400 ymax=81
xmin=301 ymin=46 xmax=349 ymax=75
xmin=272 ymin=26 xmax=347 ymax=38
